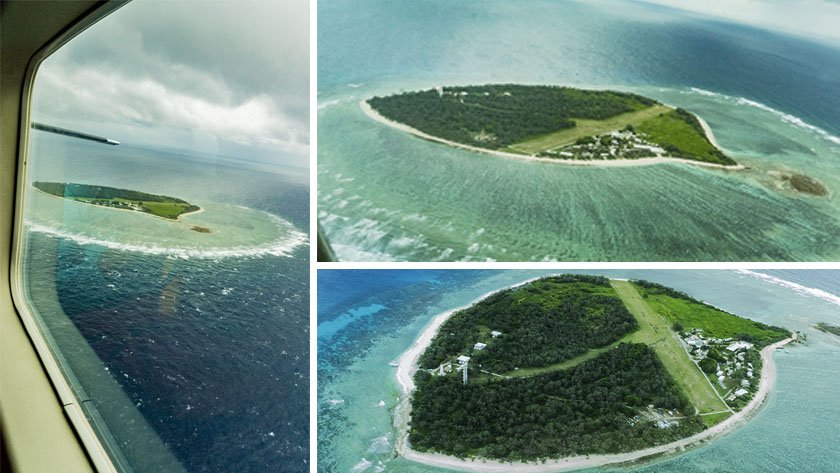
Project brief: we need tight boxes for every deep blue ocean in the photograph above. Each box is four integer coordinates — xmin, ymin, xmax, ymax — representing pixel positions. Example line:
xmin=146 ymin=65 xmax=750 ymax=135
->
xmin=319 ymin=0 xmax=840 ymax=136
xmin=21 ymin=131 xmax=310 ymax=472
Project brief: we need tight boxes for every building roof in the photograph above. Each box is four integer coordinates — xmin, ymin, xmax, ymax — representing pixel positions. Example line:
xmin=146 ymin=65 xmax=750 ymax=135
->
xmin=727 ymin=341 xmax=754 ymax=352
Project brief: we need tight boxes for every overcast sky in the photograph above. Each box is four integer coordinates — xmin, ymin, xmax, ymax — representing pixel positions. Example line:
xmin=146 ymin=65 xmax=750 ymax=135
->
xmin=33 ymin=0 xmax=309 ymax=167
xmin=641 ymin=0 xmax=840 ymax=44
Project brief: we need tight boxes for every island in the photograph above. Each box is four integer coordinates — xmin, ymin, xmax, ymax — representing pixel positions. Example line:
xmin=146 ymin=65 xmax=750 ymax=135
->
xmin=395 ymin=275 xmax=792 ymax=471
xmin=364 ymin=85 xmax=742 ymax=168
xmin=33 ymin=181 xmax=201 ymax=220
xmin=781 ymin=173 xmax=829 ymax=196
xmin=815 ymin=322 xmax=840 ymax=337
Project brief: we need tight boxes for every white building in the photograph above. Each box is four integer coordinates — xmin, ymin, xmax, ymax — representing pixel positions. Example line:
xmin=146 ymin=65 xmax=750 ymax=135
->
xmin=474 ymin=342 xmax=487 ymax=351
xmin=490 ymin=331 xmax=502 ymax=338
xmin=727 ymin=341 xmax=754 ymax=352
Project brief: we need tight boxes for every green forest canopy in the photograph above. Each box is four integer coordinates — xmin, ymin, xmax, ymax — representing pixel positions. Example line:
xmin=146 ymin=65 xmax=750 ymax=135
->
xmin=411 ymin=343 xmax=704 ymax=460
xmin=368 ymin=85 xmax=654 ymax=149
xmin=417 ymin=275 xmax=638 ymax=373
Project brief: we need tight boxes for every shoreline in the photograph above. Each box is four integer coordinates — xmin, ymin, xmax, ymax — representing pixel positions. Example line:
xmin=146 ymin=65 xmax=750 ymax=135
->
xmin=393 ymin=277 xmax=794 ymax=473
xmin=361 ymin=100 xmax=745 ymax=170
xmin=694 ymin=115 xmax=721 ymax=149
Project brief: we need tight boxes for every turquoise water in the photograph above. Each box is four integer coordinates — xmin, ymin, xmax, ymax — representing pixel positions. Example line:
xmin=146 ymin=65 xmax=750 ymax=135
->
xmin=317 ymin=270 xmax=840 ymax=472
xmin=318 ymin=0 xmax=840 ymax=261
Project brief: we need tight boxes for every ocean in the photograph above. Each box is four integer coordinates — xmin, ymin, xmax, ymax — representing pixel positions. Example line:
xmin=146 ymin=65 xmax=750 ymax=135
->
xmin=316 ymin=269 xmax=840 ymax=473
xmin=317 ymin=0 xmax=840 ymax=261
xmin=19 ymin=130 xmax=310 ymax=472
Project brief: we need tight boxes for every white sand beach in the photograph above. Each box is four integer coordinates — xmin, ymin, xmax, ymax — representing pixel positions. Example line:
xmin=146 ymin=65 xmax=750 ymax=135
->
xmin=696 ymin=115 xmax=722 ymax=149
xmin=393 ymin=277 xmax=795 ymax=472
xmin=361 ymin=101 xmax=745 ymax=170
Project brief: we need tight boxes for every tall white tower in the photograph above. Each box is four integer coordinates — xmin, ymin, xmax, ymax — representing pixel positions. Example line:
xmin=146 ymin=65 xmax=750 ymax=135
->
xmin=462 ymin=360 xmax=468 ymax=385
xmin=457 ymin=355 xmax=471 ymax=385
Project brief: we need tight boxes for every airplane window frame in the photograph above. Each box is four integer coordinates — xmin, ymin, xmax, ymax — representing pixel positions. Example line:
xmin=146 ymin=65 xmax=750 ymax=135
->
xmin=8 ymin=2 xmax=138 ymax=472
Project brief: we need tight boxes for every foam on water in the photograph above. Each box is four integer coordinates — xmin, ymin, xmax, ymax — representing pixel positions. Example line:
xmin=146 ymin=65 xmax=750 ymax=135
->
xmin=367 ymin=435 xmax=391 ymax=454
xmin=736 ymin=270 xmax=840 ymax=308
xmin=352 ymin=458 xmax=373 ymax=473
xmin=27 ymin=221 xmax=307 ymax=259
xmin=688 ymin=87 xmax=840 ymax=146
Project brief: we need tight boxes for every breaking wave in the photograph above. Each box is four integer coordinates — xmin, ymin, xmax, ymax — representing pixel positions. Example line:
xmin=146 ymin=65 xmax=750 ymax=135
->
xmin=736 ymin=270 xmax=840 ymax=307
xmin=351 ymin=458 xmax=372 ymax=473
xmin=26 ymin=216 xmax=307 ymax=259
xmin=367 ymin=435 xmax=391 ymax=454
xmin=318 ymin=98 xmax=343 ymax=110
xmin=689 ymin=87 xmax=840 ymax=145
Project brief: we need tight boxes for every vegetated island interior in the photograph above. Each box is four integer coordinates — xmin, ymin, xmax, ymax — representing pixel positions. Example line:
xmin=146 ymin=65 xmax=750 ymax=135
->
xmin=409 ymin=275 xmax=790 ymax=462
xmin=367 ymin=85 xmax=737 ymax=166
xmin=815 ymin=322 xmax=840 ymax=337
xmin=33 ymin=181 xmax=202 ymax=221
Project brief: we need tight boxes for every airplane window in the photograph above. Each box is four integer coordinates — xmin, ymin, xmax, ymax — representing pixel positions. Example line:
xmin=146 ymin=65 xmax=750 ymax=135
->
xmin=15 ymin=1 xmax=310 ymax=471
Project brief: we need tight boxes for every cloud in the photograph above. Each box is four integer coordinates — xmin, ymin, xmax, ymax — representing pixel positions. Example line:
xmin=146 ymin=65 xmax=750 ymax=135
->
xmin=32 ymin=0 xmax=309 ymax=164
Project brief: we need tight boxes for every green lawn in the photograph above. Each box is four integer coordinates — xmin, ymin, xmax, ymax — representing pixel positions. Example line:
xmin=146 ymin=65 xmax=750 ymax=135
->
xmin=637 ymin=290 xmax=789 ymax=347
xmin=502 ymin=104 xmax=672 ymax=155
xmin=635 ymin=111 xmax=734 ymax=165
xmin=611 ymin=280 xmax=730 ymax=415
xmin=700 ymin=411 xmax=732 ymax=427
xmin=141 ymin=201 xmax=197 ymax=219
